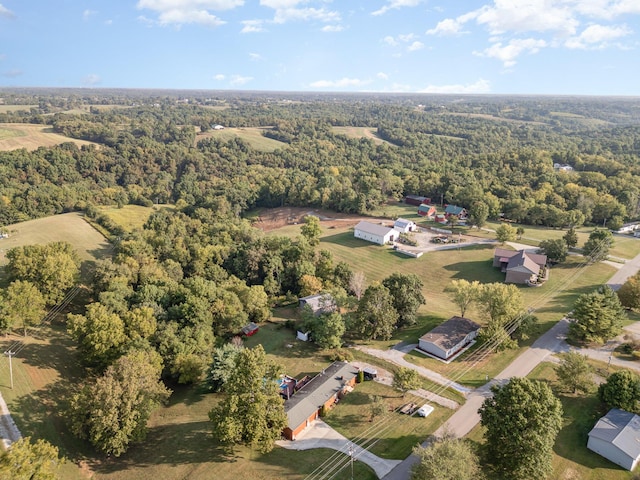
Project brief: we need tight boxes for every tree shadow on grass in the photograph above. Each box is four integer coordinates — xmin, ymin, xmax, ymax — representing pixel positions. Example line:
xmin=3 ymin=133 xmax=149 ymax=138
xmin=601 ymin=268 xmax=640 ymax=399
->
xmin=443 ymin=260 xmax=503 ymax=282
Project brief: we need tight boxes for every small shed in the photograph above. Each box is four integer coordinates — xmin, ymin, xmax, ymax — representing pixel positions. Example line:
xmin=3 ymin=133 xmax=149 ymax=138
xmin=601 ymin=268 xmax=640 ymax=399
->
xmin=416 ymin=404 xmax=434 ymax=417
xmin=588 ymin=408 xmax=640 ymax=471
xmin=240 ymin=322 xmax=259 ymax=336
xmin=418 ymin=204 xmax=436 ymax=218
xmin=418 ymin=316 xmax=481 ymax=360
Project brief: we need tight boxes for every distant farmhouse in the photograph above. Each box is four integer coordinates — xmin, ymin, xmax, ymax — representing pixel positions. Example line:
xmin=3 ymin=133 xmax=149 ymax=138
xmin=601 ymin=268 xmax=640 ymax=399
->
xmin=282 ymin=361 xmax=358 ymax=440
xmin=444 ymin=205 xmax=467 ymax=220
xmin=493 ymin=248 xmax=547 ymax=285
xmin=212 ymin=124 xmax=225 ymax=130
xmin=404 ymin=195 xmax=431 ymax=206
xmin=418 ymin=316 xmax=481 ymax=361
xmin=354 ymin=221 xmax=399 ymax=245
xmin=417 ymin=204 xmax=436 ymax=218
xmin=618 ymin=222 xmax=640 ymax=234
xmin=393 ymin=218 xmax=416 ymax=233
xmin=588 ymin=409 xmax=640 ymax=471
xmin=298 ymin=293 xmax=336 ymax=316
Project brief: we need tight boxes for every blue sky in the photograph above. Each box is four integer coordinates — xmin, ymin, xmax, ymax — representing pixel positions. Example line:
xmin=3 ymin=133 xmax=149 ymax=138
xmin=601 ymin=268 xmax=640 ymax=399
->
xmin=1 ymin=1 xmax=640 ymax=95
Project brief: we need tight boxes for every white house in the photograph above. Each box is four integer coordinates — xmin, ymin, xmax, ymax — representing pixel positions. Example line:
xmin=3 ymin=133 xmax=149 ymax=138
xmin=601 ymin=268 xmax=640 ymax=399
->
xmin=418 ymin=316 xmax=481 ymax=361
xmin=354 ymin=221 xmax=399 ymax=245
xmin=588 ymin=409 xmax=640 ymax=471
xmin=553 ymin=163 xmax=574 ymax=172
xmin=393 ymin=218 xmax=416 ymax=233
xmin=618 ymin=222 xmax=640 ymax=234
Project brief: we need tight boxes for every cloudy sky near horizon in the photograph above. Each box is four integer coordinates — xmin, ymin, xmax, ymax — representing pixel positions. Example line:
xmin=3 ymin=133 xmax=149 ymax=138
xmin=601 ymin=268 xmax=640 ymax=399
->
xmin=1 ymin=0 xmax=639 ymax=95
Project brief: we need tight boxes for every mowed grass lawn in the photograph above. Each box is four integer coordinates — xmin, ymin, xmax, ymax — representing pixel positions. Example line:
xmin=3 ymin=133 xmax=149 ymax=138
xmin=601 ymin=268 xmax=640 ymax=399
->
xmin=0 ymin=212 xmax=112 ymax=285
xmin=98 ymin=204 xmax=175 ymax=233
xmin=0 ymin=123 xmax=100 ymax=151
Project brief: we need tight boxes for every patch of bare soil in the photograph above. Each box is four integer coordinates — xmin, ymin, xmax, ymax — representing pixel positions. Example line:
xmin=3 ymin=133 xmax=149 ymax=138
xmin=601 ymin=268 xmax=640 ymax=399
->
xmin=252 ymin=207 xmax=377 ymax=232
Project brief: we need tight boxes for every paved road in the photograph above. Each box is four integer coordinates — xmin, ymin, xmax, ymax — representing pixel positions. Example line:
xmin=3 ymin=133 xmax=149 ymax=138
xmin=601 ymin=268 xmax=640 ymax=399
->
xmin=277 ymin=419 xmax=401 ymax=479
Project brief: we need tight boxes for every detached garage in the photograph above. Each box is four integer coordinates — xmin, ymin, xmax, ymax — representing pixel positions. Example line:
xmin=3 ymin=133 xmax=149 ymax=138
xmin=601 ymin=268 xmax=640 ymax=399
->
xmin=588 ymin=409 xmax=640 ymax=471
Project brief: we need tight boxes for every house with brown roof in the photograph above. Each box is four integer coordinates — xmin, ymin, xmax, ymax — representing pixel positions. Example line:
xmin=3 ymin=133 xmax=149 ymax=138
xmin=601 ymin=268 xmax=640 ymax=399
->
xmin=418 ymin=316 xmax=481 ymax=361
xmin=282 ymin=361 xmax=359 ymax=440
xmin=493 ymin=248 xmax=548 ymax=285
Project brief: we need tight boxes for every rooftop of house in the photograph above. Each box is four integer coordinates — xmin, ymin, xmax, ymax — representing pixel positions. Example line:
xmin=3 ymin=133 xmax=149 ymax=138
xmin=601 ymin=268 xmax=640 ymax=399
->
xmin=284 ymin=361 xmax=359 ymax=430
xmin=354 ymin=220 xmax=395 ymax=237
xmin=394 ymin=218 xmax=415 ymax=228
xmin=495 ymin=248 xmax=547 ymax=274
xmin=299 ymin=293 xmax=335 ymax=313
xmin=419 ymin=316 xmax=481 ymax=351
xmin=444 ymin=205 xmax=465 ymax=215
xmin=589 ymin=408 xmax=640 ymax=460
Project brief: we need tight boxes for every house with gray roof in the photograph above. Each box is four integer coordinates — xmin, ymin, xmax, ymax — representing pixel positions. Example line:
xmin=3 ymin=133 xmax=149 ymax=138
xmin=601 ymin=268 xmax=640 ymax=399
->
xmin=298 ymin=293 xmax=336 ymax=316
xmin=588 ymin=409 xmax=640 ymax=471
xmin=418 ymin=316 xmax=481 ymax=361
xmin=282 ymin=361 xmax=359 ymax=440
xmin=493 ymin=248 xmax=548 ymax=285
xmin=393 ymin=218 xmax=416 ymax=233
xmin=354 ymin=221 xmax=399 ymax=245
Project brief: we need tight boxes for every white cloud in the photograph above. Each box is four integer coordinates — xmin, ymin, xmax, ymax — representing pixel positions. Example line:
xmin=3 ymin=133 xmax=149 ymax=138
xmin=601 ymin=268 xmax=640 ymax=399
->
xmin=309 ymin=77 xmax=371 ymax=88
xmin=384 ymin=32 xmax=423 ymax=50
xmin=427 ymin=18 xmax=465 ymax=36
xmin=214 ymin=74 xmax=226 ymax=80
xmin=3 ymin=69 xmax=23 ymax=78
xmin=377 ymin=72 xmax=389 ymax=80
xmin=230 ymin=74 xmax=253 ymax=85
xmin=82 ymin=74 xmax=101 ymax=86
xmin=322 ymin=24 xmax=344 ymax=32
xmin=0 ymin=3 xmax=15 ymax=18
xmin=476 ymin=0 xmax=579 ymax=35
xmin=259 ymin=0 xmax=340 ymax=24
xmin=383 ymin=35 xmax=398 ymax=46
xmin=83 ymin=10 xmax=97 ymax=21
xmin=475 ymin=38 xmax=547 ymax=67
xmin=398 ymin=33 xmax=417 ymax=42
xmin=419 ymin=78 xmax=491 ymax=94
xmin=565 ymin=23 xmax=632 ymax=48
xmin=241 ymin=19 xmax=265 ymax=33
xmin=249 ymin=52 xmax=264 ymax=61
xmin=407 ymin=41 xmax=424 ymax=51
xmin=136 ymin=0 xmax=242 ymax=26
xmin=372 ymin=0 xmax=422 ymax=16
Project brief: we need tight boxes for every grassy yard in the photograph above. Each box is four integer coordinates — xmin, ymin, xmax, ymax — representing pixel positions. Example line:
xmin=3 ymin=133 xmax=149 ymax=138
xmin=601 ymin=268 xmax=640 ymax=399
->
xmin=331 ymin=126 xmax=393 ymax=146
xmin=323 ymin=379 xmax=453 ymax=460
xmin=0 ymin=105 xmax=38 ymax=113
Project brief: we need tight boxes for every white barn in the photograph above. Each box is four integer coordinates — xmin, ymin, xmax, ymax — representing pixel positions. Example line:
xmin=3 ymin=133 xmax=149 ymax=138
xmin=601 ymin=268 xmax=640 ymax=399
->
xmin=354 ymin=221 xmax=399 ymax=245
xmin=418 ymin=317 xmax=481 ymax=361
xmin=393 ymin=218 xmax=416 ymax=233
xmin=588 ymin=409 xmax=640 ymax=471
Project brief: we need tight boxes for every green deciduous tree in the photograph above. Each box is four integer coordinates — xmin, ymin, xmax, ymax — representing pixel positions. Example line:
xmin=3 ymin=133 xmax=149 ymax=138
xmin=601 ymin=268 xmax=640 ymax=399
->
xmin=67 ymin=349 xmax=170 ymax=457
xmin=538 ymin=239 xmax=568 ymax=264
xmin=479 ymin=377 xmax=563 ymax=480
xmin=209 ymin=345 xmax=287 ymax=453
xmin=393 ymin=367 xmax=421 ymax=397
xmin=468 ymin=201 xmax=489 ymax=229
xmin=5 ymin=242 xmax=80 ymax=304
xmin=568 ymin=286 xmax=626 ymax=344
xmin=207 ymin=342 xmax=244 ymax=392
xmin=300 ymin=215 xmax=322 ymax=246
xmin=368 ymin=394 xmax=387 ymax=422
xmin=495 ymin=224 xmax=517 ymax=244
xmin=382 ymin=273 xmax=426 ymax=328
xmin=411 ymin=435 xmax=481 ymax=480
xmin=582 ymin=228 xmax=614 ymax=263
xmin=0 ymin=436 xmax=62 ymax=480
xmin=598 ymin=369 xmax=640 ymax=414
xmin=563 ymin=226 xmax=578 ymax=248
xmin=308 ymin=311 xmax=345 ymax=349
xmin=1 ymin=280 xmax=46 ymax=336
xmin=353 ymin=283 xmax=398 ymax=340
xmin=67 ymin=302 xmax=127 ymax=369
xmin=444 ymin=279 xmax=481 ymax=317
xmin=555 ymin=351 xmax=595 ymax=394
xmin=617 ymin=273 xmax=640 ymax=311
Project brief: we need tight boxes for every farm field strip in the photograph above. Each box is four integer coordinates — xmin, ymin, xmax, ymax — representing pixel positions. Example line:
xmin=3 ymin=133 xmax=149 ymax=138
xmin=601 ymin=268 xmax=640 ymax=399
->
xmin=0 ymin=123 xmax=100 ymax=151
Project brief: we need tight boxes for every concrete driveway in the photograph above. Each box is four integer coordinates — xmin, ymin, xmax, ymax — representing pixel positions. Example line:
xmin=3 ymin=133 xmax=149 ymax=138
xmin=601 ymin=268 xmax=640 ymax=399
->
xmin=277 ymin=419 xmax=401 ymax=479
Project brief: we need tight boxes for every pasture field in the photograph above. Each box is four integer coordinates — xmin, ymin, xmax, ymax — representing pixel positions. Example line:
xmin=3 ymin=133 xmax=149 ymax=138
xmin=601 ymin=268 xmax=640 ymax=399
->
xmin=98 ymin=205 xmax=174 ymax=233
xmin=0 ymin=212 xmax=112 ymax=284
xmin=196 ymin=127 xmax=286 ymax=152
xmin=0 ymin=123 xmax=100 ymax=151
xmin=0 ymin=105 xmax=37 ymax=113
xmin=331 ymin=126 xmax=393 ymax=146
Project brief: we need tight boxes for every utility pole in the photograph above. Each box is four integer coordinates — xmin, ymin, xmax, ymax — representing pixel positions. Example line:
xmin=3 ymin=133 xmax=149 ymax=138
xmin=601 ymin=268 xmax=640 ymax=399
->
xmin=4 ymin=350 xmax=15 ymax=389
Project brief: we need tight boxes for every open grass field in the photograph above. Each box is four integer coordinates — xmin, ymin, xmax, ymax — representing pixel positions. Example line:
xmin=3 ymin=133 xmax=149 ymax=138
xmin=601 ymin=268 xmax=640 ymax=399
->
xmin=196 ymin=127 xmax=287 ymax=152
xmin=0 ymin=123 xmax=100 ymax=151
xmin=0 ymin=105 xmax=37 ymax=113
xmin=0 ymin=212 xmax=112 ymax=285
xmin=97 ymin=205 xmax=175 ymax=233
xmin=331 ymin=126 xmax=394 ymax=146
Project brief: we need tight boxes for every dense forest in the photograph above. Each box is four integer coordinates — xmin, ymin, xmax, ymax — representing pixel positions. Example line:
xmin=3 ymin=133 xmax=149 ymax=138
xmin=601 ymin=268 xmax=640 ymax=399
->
xmin=2 ymin=90 xmax=640 ymax=458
